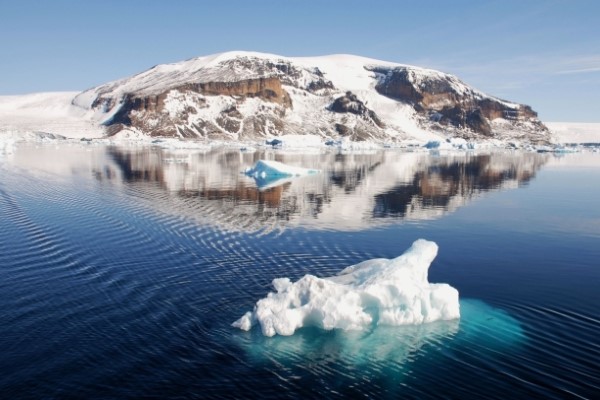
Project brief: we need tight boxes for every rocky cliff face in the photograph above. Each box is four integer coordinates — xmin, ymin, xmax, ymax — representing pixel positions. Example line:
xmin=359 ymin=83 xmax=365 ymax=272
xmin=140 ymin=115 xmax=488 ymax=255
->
xmin=367 ymin=65 xmax=547 ymax=141
xmin=102 ymin=77 xmax=292 ymax=138
xmin=328 ymin=91 xmax=386 ymax=141
xmin=74 ymin=51 xmax=550 ymax=143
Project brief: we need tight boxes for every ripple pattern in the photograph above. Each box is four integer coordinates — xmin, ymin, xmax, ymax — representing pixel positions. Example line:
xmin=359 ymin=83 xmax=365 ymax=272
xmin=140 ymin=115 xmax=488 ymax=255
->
xmin=0 ymin=153 xmax=599 ymax=399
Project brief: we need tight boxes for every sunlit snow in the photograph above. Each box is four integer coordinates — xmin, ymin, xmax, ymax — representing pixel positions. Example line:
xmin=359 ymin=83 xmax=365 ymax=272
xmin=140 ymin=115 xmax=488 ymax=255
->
xmin=1 ymin=51 xmax=599 ymax=148
xmin=233 ymin=239 xmax=460 ymax=337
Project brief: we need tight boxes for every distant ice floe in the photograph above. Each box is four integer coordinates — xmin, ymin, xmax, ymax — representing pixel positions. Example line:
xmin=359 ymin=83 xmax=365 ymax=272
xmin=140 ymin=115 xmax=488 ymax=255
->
xmin=233 ymin=239 xmax=460 ymax=337
xmin=547 ymin=122 xmax=600 ymax=145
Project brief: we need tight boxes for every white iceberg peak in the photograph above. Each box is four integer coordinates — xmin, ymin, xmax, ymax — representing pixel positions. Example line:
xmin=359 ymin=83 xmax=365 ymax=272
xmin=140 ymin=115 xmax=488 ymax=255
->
xmin=233 ymin=239 xmax=460 ymax=337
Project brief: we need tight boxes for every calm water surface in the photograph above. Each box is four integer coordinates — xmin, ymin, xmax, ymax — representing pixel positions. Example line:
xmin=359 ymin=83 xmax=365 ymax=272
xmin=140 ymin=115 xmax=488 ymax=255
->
xmin=0 ymin=143 xmax=598 ymax=399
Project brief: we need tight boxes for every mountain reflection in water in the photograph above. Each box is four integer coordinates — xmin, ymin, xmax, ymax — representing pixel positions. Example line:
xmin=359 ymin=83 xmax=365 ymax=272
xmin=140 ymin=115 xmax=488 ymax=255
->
xmin=99 ymin=147 xmax=548 ymax=232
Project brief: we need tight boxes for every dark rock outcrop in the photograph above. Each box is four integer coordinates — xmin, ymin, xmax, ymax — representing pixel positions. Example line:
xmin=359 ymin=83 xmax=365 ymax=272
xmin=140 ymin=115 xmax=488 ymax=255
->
xmin=329 ymin=91 xmax=384 ymax=128
xmin=177 ymin=77 xmax=292 ymax=107
xmin=100 ymin=77 xmax=292 ymax=138
xmin=367 ymin=65 xmax=547 ymax=139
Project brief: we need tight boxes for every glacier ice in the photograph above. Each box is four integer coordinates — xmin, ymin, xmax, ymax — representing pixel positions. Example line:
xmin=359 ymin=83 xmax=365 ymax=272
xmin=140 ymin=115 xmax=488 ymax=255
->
xmin=233 ymin=239 xmax=460 ymax=337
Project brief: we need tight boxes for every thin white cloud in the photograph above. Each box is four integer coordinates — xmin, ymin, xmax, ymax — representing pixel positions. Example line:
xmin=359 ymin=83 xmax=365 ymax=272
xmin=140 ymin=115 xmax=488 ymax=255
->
xmin=555 ymin=56 xmax=600 ymax=74
xmin=412 ymin=52 xmax=600 ymax=94
xmin=557 ymin=67 xmax=600 ymax=75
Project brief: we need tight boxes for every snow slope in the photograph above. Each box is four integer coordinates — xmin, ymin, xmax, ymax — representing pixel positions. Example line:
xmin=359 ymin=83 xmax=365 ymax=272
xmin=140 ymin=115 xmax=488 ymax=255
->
xmin=0 ymin=92 xmax=105 ymax=139
xmin=73 ymin=51 xmax=290 ymax=103
xmin=293 ymin=54 xmax=438 ymax=139
xmin=547 ymin=122 xmax=600 ymax=144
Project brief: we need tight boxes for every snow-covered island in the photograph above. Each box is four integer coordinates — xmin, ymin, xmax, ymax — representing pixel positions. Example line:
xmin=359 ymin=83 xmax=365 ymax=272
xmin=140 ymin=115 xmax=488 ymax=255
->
xmin=1 ymin=51 xmax=599 ymax=151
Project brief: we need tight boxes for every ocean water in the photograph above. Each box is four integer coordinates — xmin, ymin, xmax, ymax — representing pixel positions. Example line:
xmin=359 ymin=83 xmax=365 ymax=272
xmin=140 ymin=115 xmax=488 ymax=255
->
xmin=0 ymin=143 xmax=598 ymax=399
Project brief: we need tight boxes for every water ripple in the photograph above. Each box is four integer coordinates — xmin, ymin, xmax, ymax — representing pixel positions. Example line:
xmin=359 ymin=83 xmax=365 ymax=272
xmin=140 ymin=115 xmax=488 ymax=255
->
xmin=1 ymin=150 xmax=599 ymax=399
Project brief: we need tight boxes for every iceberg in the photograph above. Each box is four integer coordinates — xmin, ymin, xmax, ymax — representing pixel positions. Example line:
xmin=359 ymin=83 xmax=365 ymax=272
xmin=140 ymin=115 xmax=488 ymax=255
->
xmin=233 ymin=239 xmax=460 ymax=337
xmin=235 ymin=299 xmax=523 ymax=368
xmin=244 ymin=160 xmax=320 ymax=189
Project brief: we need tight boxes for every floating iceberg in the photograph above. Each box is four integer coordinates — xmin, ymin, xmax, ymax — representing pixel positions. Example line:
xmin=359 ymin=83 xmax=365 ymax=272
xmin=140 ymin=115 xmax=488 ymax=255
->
xmin=236 ymin=299 xmax=523 ymax=368
xmin=244 ymin=160 xmax=320 ymax=189
xmin=233 ymin=239 xmax=460 ymax=337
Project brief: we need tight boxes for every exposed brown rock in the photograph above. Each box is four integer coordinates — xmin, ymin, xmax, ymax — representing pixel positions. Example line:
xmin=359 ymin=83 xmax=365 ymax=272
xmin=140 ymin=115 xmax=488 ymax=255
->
xmin=335 ymin=123 xmax=351 ymax=136
xmin=101 ymin=76 xmax=293 ymax=138
xmin=367 ymin=65 xmax=547 ymax=137
xmin=177 ymin=77 xmax=292 ymax=108
xmin=222 ymin=105 xmax=243 ymax=119
xmin=329 ymin=91 xmax=384 ymax=128
xmin=216 ymin=115 xmax=241 ymax=133
xmin=86 ymin=55 xmax=548 ymax=142
xmin=433 ymin=106 xmax=492 ymax=136
xmin=372 ymin=68 xmax=424 ymax=106
xmin=218 ymin=57 xmax=335 ymax=93
xmin=238 ymin=114 xmax=285 ymax=140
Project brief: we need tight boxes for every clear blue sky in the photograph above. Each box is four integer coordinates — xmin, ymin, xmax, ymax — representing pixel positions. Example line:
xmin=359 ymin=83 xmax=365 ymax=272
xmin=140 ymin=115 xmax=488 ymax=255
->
xmin=1 ymin=0 xmax=599 ymax=122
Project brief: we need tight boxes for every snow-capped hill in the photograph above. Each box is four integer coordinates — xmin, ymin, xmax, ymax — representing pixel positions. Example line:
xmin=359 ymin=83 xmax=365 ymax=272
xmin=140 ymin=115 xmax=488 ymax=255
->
xmin=366 ymin=64 xmax=545 ymax=139
xmin=74 ymin=51 xmax=330 ymax=107
xmin=70 ymin=51 xmax=549 ymax=143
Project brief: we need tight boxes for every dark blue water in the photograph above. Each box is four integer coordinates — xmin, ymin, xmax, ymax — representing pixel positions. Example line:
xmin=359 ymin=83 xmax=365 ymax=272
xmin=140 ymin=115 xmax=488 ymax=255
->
xmin=0 ymin=144 xmax=598 ymax=399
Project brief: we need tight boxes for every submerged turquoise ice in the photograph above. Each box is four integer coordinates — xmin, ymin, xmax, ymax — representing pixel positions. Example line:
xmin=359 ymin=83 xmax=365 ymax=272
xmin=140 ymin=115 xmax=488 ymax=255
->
xmin=236 ymin=299 xmax=524 ymax=367
xmin=233 ymin=238 xmax=524 ymax=375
